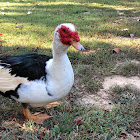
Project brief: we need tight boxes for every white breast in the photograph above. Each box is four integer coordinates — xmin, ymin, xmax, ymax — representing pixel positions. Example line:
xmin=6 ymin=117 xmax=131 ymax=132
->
xmin=46 ymin=57 xmax=74 ymax=100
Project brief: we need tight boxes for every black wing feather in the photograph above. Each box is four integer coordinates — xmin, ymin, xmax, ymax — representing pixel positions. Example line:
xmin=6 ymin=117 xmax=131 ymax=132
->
xmin=0 ymin=53 xmax=52 ymax=80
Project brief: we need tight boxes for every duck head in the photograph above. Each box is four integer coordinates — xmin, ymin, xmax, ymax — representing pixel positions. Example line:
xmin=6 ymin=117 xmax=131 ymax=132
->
xmin=52 ymin=23 xmax=85 ymax=55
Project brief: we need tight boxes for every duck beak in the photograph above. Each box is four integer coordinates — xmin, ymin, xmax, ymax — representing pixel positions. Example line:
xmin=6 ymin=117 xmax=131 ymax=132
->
xmin=70 ymin=39 xmax=85 ymax=52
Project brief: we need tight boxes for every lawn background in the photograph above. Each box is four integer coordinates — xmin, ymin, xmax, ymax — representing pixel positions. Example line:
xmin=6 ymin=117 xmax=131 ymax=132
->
xmin=0 ymin=0 xmax=140 ymax=139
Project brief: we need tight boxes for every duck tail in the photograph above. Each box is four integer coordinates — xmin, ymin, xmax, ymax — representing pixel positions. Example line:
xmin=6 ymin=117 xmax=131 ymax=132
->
xmin=0 ymin=91 xmax=9 ymax=97
xmin=0 ymin=90 xmax=19 ymax=99
xmin=0 ymin=91 xmax=8 ymax=97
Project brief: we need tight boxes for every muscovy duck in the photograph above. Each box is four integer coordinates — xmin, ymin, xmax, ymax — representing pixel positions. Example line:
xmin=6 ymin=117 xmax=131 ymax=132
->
xmin=0 ymin=23 xmax=84 ymax=124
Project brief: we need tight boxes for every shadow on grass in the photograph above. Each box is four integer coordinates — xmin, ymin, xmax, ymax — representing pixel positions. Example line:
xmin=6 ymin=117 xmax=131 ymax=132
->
xmin=0 ymin=45 xmax=53 ymax=56
xmin=0 ymin=40 xmax=139 ymax=64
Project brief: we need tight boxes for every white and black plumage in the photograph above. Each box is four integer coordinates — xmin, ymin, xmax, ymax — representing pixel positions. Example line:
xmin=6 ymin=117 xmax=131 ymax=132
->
xmin=0 ymin=23 xmax=84 ymax=124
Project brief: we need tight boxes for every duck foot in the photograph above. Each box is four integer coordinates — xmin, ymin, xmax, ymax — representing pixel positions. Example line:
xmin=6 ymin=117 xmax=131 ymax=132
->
xmin=22 ymin=103 xmax=51 ymax=124
xmin=44 ymin=101 xmax=61 ymax=109
xmin=29 ymin=113 xmax=51 ymax=124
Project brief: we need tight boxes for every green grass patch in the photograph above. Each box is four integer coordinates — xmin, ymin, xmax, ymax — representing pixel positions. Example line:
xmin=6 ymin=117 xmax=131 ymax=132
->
xmin=0 ymin=0 xmax=140 ymax=139
xmin=112 ymin=61 xmax=140 ymax=76
xmin=109 ymin=85 xmax=139 ymax=104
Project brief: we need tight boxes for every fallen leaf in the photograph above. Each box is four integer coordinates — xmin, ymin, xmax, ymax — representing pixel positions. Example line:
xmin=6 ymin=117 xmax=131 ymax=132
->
xmin=112 ymin=48 xmax=120 ymax=53
xmin=67 ymin=109 xmax=73 ymax=113
xmin=75 ymin=119 xmax=82 ymax=125
xmin=74 ymin=117 xmax=82 ymax=125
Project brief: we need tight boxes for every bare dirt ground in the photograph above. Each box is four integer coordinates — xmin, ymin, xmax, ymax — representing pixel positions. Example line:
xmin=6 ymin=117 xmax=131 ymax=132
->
xmin=81 ymin=75 xmax=140 ymax=109
xmin=80 ymin=59 xmax=140 ymax=109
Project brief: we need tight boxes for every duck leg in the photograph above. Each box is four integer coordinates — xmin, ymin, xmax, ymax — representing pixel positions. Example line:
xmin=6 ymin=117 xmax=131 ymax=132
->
xmin=22 ymin=103 xmax=51 ymax=124
xmin=44 ymin=101 xmax=61 ymax=109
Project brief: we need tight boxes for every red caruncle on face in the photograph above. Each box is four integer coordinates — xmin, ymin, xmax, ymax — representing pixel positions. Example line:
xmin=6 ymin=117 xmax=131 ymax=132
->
xmin=57 ymin=25 xmax=80 ymax=45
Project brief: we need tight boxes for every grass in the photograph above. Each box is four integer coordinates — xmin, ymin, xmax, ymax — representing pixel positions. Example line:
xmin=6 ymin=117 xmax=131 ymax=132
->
xmin=0 ymin=0 xmax=140 ymax=139
xmin=112 ymin=61 xmax=140 ymax=76
xmin=109 ymin=85 xmax=139 ymax=104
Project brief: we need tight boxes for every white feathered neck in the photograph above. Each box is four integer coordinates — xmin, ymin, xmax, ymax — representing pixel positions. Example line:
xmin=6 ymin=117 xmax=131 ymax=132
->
xmin=45 ymin=24 xmax=75 ymax=100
